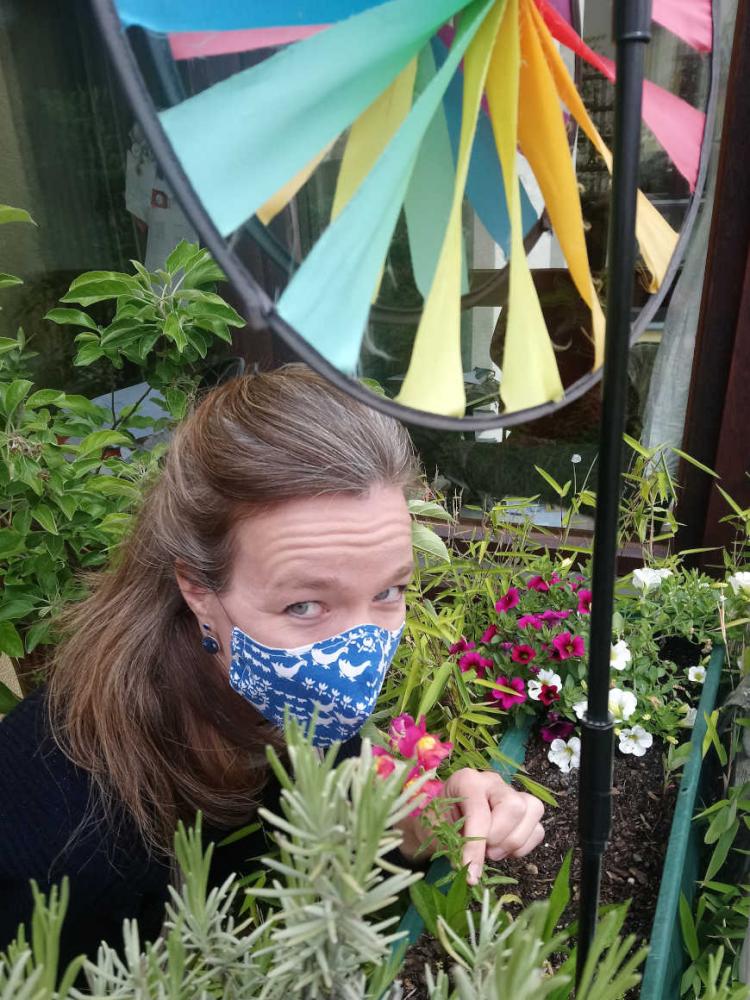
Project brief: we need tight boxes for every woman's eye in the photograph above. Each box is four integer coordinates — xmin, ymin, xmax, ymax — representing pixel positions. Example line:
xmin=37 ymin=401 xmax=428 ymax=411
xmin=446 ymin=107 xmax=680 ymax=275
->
xmin=284 ymin=601 xmax=322 ymax=618
xmin=374 ymin=585 xmax=408 ymax=603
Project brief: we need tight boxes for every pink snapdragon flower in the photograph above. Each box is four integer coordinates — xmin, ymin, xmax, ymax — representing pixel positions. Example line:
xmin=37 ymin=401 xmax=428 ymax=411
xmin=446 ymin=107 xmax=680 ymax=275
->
xmin=389 ymin=713 xmax=427 ymax=757
xmin=371 ymin=745 xmax=397 ymax=777
xmin=552 ymin=631 xmax=586 ymax=660
xmin=449 ymin=636 xmax=476 ymax=655
xmin=414 ymin=733 xmax=453 ymax=770
xmin=511 ymin=643 xmax=536 ymax=664
xmin=404 ymin=769 xmax=446 ymax=816
xmin=491 ymin=676 xmax=527 ymax=708
xmin=495 ymin=587 xmax=520 ymax=613
xmin=458 ymin=651 xmax=493 ymax=677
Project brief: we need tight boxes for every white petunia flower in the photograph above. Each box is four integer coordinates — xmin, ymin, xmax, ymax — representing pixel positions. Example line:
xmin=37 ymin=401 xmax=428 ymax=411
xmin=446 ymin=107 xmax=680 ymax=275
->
xmin=573 ymin=699 xmax=588 ymax=720
xmin=618 ymin=724 xmax=653 ymax=757
xmin=688 ymin=665 xmax=706 ymax=684
xmin=609 ymin=687 xmax=637 ymax=721
xmin=548 ymin=736 xmax=581 ymax=772
xmin=728 ymin=572 xmax=750 ymax=598
xmin=633 ymin=567 xmax=673 ymax=592
xmin=528 ymin=668 xmax=563 ymax=702
xmin=610 ymin=640 xmax=632 ymax=672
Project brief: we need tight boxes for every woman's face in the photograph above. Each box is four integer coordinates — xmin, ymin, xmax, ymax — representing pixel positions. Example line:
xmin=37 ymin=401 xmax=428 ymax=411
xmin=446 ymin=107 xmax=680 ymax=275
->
xmin=203 ymin=485 xmax=414 ymax=659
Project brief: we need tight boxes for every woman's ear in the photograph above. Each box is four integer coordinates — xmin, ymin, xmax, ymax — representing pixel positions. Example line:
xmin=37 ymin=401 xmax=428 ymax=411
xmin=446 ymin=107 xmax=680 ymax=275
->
xmin=174 ymin=561 xmax=214 ymax=621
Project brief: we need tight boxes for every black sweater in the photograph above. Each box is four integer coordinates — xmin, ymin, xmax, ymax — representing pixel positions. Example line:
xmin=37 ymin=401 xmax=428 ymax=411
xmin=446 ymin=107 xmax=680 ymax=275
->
xmin=0 ymin=689 xmax=364 ymax=968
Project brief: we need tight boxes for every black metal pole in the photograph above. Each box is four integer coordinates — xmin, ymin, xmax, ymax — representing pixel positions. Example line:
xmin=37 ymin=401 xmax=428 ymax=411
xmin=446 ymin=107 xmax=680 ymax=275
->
xmin=576 ymin=0 xmax=652 ymax=985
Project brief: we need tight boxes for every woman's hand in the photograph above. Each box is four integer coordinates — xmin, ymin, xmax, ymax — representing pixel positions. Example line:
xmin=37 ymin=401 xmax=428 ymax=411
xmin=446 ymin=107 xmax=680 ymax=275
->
xmin=398 ymin=768 xmax=545 ymax=885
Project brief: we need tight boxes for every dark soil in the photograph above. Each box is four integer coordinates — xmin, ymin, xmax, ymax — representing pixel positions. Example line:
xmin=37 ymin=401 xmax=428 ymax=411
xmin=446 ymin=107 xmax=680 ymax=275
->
xmin=400 ymin=735 xmax=678 ymax=998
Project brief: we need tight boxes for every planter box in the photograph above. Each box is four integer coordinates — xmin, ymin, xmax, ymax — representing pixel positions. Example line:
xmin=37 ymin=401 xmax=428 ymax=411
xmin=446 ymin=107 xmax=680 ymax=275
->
xmin=394 ymin=643 xmax=725 ymax=991
xmin=640 ymin=644 xmax=725 ymax=1000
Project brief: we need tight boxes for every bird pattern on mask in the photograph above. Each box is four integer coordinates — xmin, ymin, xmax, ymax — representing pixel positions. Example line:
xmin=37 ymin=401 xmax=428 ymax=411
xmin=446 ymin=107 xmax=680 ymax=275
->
xmin=228 ymin=622 xmax=404 ymax=745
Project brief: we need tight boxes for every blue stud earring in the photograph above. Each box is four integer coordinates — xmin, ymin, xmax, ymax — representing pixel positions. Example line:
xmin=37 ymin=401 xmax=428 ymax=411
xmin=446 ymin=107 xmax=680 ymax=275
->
xmin=201 ymin=623 xmax=220 ymax=655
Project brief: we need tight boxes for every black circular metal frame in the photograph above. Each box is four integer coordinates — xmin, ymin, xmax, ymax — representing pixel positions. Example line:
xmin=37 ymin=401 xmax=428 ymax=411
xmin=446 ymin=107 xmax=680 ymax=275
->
xmin=92 ymin=0 xmax=717 ymax=432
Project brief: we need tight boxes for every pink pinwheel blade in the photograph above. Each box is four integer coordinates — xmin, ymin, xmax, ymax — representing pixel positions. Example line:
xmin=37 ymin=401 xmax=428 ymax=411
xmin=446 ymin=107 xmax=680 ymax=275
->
xmin=653 ymin=0 xmax=713 ymax=52
xmin=536 ymin=0 xmax=705 ymax=190
xmin=169 ymin=25 xmax=326 ymax=60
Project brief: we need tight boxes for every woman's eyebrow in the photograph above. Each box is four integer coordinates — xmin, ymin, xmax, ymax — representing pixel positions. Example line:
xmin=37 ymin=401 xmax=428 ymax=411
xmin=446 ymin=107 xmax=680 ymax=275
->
xmin=269 ymin=562 xmax=415 ymax=594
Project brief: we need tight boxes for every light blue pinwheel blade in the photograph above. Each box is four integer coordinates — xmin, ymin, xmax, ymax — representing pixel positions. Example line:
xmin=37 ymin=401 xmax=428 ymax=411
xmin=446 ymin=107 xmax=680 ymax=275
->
xmin=158 ymin=0 xmax=476 ymax=237
xmin=277 ymin=0 xmax=494 ymax=372
xmin=115 ymin=0 xmax=389 ymax=31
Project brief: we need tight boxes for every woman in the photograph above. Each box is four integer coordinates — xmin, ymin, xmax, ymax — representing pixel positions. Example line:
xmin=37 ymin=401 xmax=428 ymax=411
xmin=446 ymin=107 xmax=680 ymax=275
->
xmin=0 ymin=365 xmax=543 ymax=964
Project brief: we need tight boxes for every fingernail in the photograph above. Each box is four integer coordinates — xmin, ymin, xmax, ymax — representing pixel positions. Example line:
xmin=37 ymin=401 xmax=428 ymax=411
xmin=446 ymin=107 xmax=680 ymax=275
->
xmin=469 ymin=862 xmax=482 ymax=884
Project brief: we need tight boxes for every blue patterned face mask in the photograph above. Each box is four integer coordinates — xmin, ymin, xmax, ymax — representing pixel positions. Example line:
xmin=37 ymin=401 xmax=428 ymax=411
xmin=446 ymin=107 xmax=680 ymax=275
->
xmin=228 ymin=621 xmax=405 ymax=746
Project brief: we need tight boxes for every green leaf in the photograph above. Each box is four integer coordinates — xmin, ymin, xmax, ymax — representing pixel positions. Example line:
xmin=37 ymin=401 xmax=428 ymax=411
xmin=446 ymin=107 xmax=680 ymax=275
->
xmin=0 ymin=205 xmax=35 ymax=225
xmin=716 ymin=485 xmax=745 ymax=518
xmin=73 ymin=343 xmax=104 ymax=366
xmin=183 ymin=290 xmax=245 ymax=326
xmin=411 ymin=522 xmax=450 ymax=562
xmin=671 ymin=448 xmax=719 ymax=478
xmin=623 ymin=432 xmax=652 ymax=458
xmin=25 ymin=618 xmax=52 ymax=653
xmin=0 ymin=680 xmax=20 ymax=714
xmin=31 ymin=504 xmax=58 ymax=535
xmin=61 ymin=395 xmax=110 ymax=422
xmin=164 ymin=312 xmax=187 ymax=351
xmin=679 ymin=893 xmax=700 ymax=961
xmin=0 ymin=598 xmax=37 ymax=622
xmin=75 ymin=430 xmax=132 ymax=459
xmin=408 ymin=498 xmax=454 ymax=522
xmin=44 ymin=307 xmax=98 ymax=330
xmin=1 ymin=378 xmax=33 ymax=418
xmin=165 ymin=239 xmax=198 ymax=273
xmin=0 ymin=337 xmax=20 ymax=356
xmin=61 ymin=270 xmax=136 ymax=305
xmin=26 ymin=389 xmax=66 ymax=409
xmin=0 ymin=273 xmax=23 ymax=288
xmin=0 ymin=528 xmax=25 ymax=559
xmin=705 ymin=819 xmax=739 ymax=881
xmin=544 ymin=851 xmax=572 ymax=939
xmin=417 ymin=660 xmax=454 ymax=719
xmin=409 ymin=881 xmax=441 ymax=937
xmin=164 ymin=387 xmax=188 ymax=420
xmin=0 ymin=621 xmax=24 ymax=658
xmin=534 ymin=465 xmax=566 ymax=497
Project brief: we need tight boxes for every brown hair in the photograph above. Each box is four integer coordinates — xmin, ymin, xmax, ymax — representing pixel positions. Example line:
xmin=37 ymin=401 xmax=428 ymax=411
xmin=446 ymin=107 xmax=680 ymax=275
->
xmin=47 ymin=364 xmax=420 ymax=852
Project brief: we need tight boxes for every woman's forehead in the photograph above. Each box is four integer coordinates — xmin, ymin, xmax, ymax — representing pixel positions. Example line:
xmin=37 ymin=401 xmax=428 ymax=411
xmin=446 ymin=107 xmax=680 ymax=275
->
xmin=231 ymin=486 xmax=413 ymax=579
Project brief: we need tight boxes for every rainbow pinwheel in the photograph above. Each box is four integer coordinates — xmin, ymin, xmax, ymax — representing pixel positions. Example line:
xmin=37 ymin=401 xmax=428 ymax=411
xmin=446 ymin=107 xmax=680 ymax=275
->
xmin=110 ymin=0 xmax=713 ymax=418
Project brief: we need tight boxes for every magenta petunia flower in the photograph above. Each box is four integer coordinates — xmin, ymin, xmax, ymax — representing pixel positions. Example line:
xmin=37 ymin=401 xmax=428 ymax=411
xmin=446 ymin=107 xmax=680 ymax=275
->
xmin=527 ymin=575 xmax=550 ymax=592
xmin=540 ymin=711 xmax=576 ymax=743
xmin=552 ymin=632 xmax=586 ymax=660
xmin=550 ymin=572 xmax=562 ymax=586
xmin=518 ymin=614 xmax=544 ymax=630
xmin=539 ymin=683 xmax=561 ymax=706
xmin=538 ymin=609 xmax=572 ymax=623
xmin=511 ymin=643 xmax=537 ymax=664
xmin=495 ymin=587 xmax=521 ymax=613
xmin=577 ymin=589 xmax=593 ymax=614
xmin=481 ymin=624 xmax=499 ymax=644
xmin=449 ymin=636 xmax=476 ymax=655
xmin=491 ymin=676 xmax=527 ymax=708
xmin=458 ymin=651 xmax=493 ymax=678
